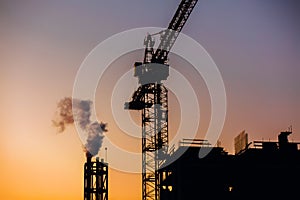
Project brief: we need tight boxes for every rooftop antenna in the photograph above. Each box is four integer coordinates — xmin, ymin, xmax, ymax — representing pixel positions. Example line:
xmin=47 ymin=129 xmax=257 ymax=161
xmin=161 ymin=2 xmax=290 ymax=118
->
xmin=105 ymin=147 xmax=107 ymax=162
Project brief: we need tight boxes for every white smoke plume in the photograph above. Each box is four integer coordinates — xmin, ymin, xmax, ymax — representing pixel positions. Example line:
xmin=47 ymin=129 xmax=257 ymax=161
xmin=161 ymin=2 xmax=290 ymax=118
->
xmin=52 ymin=97 xmax=107 ymax=157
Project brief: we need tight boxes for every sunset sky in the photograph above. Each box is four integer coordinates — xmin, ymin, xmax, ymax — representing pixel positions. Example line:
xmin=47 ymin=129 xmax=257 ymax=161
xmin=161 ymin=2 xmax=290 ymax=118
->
xmin=1 ymin=0 xmax=299 ymax=200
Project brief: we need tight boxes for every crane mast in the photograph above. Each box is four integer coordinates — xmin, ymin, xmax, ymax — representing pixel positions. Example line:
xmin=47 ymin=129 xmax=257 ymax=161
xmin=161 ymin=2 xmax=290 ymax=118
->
xmin=125 ymin=1 xmax=198 ymax=200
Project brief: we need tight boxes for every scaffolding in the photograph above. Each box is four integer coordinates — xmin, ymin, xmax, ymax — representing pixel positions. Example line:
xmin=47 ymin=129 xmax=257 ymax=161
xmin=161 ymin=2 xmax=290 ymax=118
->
xmin=84 ymin=152 xmax=108 ymax=200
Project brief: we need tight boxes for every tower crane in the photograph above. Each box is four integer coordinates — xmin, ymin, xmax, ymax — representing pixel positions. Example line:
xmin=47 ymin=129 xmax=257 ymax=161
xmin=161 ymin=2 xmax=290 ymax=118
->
xmin=125 ymin=1 xmax=198 ymax=200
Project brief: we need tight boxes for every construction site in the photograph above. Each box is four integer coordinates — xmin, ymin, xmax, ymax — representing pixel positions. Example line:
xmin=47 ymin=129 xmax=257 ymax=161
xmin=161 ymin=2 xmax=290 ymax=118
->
xmin=81 ymin=1 xmax=300 ymax=200
xmin=1 ymin=0 xmax=299 ymax=200
xmin=84 ymin=129 xmax=300 ymax=200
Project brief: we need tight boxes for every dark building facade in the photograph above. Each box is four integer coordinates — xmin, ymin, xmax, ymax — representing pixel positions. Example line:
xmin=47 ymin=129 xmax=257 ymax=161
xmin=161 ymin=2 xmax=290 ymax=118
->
xmin=160 ymin=131 xmax=300 ymax=200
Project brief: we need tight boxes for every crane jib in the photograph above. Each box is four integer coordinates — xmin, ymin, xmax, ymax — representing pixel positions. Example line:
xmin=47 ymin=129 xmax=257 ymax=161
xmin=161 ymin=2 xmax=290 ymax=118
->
xmin=152 ymin=0 xmax=198 ymax=64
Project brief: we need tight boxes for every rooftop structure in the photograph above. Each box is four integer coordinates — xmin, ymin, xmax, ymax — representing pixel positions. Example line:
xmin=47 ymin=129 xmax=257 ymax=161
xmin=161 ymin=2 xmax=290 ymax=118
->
xmin=160 ymin=131 xmax=300 ymax=200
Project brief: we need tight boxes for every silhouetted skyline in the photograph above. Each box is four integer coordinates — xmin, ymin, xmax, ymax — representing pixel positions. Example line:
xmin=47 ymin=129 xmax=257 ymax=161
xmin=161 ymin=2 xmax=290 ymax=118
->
xmin=0 ymin=1 xmax=299 ymax=200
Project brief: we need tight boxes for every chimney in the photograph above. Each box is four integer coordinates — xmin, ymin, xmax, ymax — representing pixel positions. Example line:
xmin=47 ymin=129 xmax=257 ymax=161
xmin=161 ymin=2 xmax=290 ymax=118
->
xmin=84 ymin=152 xmax=108 ymax=200
xmin=86 ymin=151 xmax=93 ymax=163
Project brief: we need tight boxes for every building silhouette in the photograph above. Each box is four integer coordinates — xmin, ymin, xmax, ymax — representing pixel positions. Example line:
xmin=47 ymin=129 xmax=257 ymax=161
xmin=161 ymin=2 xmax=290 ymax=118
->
xmin=160 ymin=131 xmax=300 ymax=199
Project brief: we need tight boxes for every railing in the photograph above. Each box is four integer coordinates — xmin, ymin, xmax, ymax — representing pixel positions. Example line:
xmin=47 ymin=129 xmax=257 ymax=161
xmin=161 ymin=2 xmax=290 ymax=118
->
xmin=179 ymin=138 xmax=211 ymax=147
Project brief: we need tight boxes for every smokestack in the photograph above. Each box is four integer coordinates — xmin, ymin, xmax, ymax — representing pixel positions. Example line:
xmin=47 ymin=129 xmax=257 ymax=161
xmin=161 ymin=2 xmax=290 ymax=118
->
xmin=86 ymin=151 xmax=93 ymax=163
xmin=84 ymin=152 xmax=108 ymax=200
xmin=53 ymin=97 xmax=108 ymax=199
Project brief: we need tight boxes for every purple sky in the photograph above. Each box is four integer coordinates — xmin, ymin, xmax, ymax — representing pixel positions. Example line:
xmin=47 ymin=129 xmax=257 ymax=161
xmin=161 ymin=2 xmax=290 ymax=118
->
xmin=0 ymin=1 xmax=299 ymax=199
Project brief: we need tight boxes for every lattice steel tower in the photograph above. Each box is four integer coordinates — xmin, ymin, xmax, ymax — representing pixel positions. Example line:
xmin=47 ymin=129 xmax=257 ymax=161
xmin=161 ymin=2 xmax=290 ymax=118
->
xmin=125 ymin=1 xmax=198 ymax=200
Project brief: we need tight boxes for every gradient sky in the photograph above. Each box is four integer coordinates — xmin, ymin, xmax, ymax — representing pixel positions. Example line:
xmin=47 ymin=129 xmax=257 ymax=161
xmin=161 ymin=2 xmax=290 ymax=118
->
xmin=0 ymin=0 xmax=299 ymax=200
